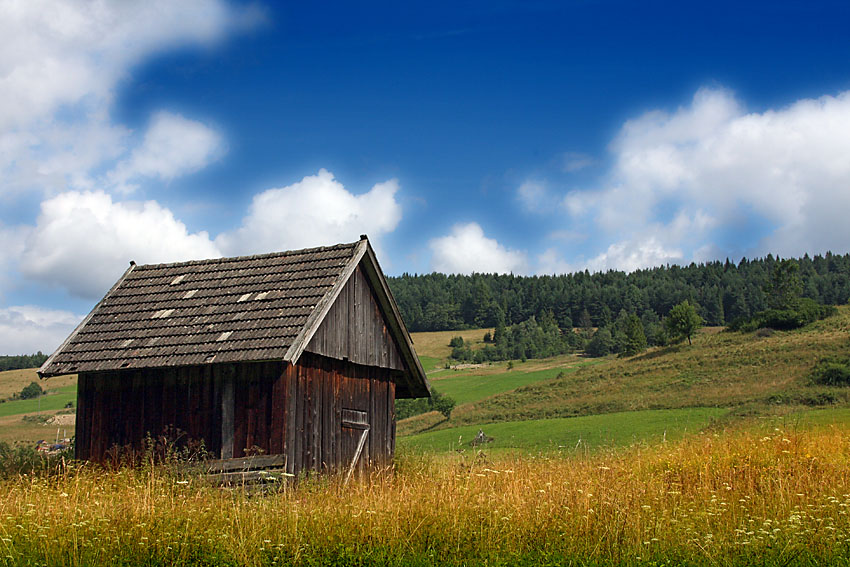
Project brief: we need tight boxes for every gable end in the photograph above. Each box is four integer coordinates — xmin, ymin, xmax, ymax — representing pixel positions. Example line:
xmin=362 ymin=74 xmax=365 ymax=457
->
xmin=306 ymin=263 xmax=405 ymax=371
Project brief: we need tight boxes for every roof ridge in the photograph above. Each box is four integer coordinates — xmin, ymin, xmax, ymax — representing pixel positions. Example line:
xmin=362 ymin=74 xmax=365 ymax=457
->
xmin=131 ymin=240 xmax=361 ymax=270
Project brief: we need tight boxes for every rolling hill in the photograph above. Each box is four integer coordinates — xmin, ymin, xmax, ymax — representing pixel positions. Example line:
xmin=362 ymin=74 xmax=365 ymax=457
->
xmin=400 ymin=305 xmax=850 ymax=453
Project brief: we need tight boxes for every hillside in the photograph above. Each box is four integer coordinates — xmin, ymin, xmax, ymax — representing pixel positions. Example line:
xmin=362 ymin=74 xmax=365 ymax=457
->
xmin=401 ymin=305 xmax=850 ymax=452
xmin=0 ymin=369 xmax=77 ymax=445
xmin=4 ymin=307 xmax=849 ymax=451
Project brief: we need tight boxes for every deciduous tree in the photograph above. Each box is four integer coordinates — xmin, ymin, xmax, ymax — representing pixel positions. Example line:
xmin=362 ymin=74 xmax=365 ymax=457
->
xmin=665 ymin=301 xmax=703 ymax=345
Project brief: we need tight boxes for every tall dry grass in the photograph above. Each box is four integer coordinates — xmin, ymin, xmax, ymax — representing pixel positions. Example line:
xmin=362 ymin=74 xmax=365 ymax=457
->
xmin=2 ymin=426 xmax=850 ymax=565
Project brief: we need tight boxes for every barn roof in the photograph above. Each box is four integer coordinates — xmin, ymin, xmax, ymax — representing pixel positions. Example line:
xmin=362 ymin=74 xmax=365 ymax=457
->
xmin=39 ymin=237 xmax=429 ymax=397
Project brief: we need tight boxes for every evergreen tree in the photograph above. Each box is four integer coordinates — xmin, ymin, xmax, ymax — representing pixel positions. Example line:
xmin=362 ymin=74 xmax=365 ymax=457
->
xmin=585 ymin=328 xmax=613 ymax=357
xmin=621 ymin=313 xmax=647 ymax=356
xmin=765 ymin=259 xmax=803 ymax=309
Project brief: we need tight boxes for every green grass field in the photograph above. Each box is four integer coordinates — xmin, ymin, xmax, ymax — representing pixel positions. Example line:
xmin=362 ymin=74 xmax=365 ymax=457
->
xmin=416 ymin=354 xmax=443 ymax=373
xmin=0 ymin=368 xmax=76 ymax=401
xmin=0 ymin=384 xmax=76 ymax=418
xmin=398 ymin=407 xmax=728 ymax=454
xmin=430 ymin=358 xmax=600 ymax=405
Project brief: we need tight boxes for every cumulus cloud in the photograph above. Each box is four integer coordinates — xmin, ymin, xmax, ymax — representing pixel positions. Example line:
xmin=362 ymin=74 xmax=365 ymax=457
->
xmin=0 ymin=0 xmax=255 ymax=199
xmin=0 ymin=0 xmax=254 ymax=129
xmin=216 ymin=169 xmax=403 ymax=256
xmin=430 ymin=223 xmax=528 ymax=275
xmin=558 ymin=87 xmax=850 ymax=271
xmin=0 ymin=306 xmax=83 ymax=356
xmin=109 ymin=111 xmax=225 ymax=193
xmin=20 ymin=191 xmax=220 ymax=298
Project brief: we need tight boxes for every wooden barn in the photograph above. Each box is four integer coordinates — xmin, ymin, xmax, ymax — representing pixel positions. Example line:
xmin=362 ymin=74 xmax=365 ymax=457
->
xmin=38 ymin=236 xmax=429 ymax=476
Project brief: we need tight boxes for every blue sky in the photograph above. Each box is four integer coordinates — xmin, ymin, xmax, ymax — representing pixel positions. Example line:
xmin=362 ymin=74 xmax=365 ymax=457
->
xmin=2 ymin=0 xmax=850 ymax=354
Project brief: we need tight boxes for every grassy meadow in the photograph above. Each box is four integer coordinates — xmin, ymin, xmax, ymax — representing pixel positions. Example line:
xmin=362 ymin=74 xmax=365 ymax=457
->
xmin=2 ymin=425 xmax=850 ymax=565
xmin=2 ymin=307 xmax=850 ymax=564
xmin=0 ymin=370 xmax=77 ymax=446
xmin=397 ymin=407 xmax=727 ymax=454
xmin=401 ymin=307 xmax=850 ymax=444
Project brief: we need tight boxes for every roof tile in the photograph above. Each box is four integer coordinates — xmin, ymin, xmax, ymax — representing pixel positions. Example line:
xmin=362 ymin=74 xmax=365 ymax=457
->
xmin=40 ymin=241 xmax=359 ymax=376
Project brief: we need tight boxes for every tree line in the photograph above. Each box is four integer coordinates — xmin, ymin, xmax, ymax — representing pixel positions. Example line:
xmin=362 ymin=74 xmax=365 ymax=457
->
xmin=0 ymin=353 xmax=47 ymax=372
xmin=388 ymin=252 xmax=850 ymax=333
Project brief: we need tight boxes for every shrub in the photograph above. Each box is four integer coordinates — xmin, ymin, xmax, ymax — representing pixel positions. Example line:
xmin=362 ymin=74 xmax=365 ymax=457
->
xmin=19 ymin=381 xmax=43 ymax=400
xmin=0 ymin=442 xmax=69 ymax=480
xmin=431 ymin=390 xmax=456 ymax=419
xmin=810 ymin=357 xmax=850 ymax=386
xmin=451 ymin=346 xmax=472 ymax=361
xmin=448 ymin=336 xmax=465 ymax=348
xmin=395 ymin=388 xmax=456 ymax=421
xmin=730 ymin=298 xmax=837 ymax=333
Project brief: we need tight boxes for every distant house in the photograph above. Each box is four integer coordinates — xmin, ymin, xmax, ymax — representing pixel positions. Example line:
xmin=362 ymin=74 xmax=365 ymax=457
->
xmin=39 ymin=236 xmax=429 ymax=476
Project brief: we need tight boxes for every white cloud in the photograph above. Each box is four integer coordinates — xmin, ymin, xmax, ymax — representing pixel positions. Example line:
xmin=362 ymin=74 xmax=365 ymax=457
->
xmin=0 ymin=224 xmax=28 ymax=299
xmin=0 ymin=0 xmax=252 ymax=130
xmin=109 ymin=111 xmax=225 ymax=193
xmin=0 ymin=0 xmax=255 ymax=199
xmin=20 ymin=191 xmax=220 ymax=298
xmin=217 ymin=169 xmax=403 ymax=256
xmin=517 ymin=180 xmax=547 ymax=212
xmin=0 ymin=305 xmax=83 ymax=355
xmin=536 ymin=248 xmax=574 ymax=275
xmin=561 ymin=87 xmax=850 ymax=269
xmin=581 ymin=236 xmax=683 ymax=273
xmin=430 ymin=223 xmax=528 ymax=275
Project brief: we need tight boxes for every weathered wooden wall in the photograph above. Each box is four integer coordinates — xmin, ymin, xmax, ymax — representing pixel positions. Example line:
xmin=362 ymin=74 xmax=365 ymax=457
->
xmin=307 ymin=264 xmax=405 ymax=371
xmin=282 ymin=352 xmax=396 ymax=476
xmin=76 ymin=354 xmax=396 ymax=475
xmin=77 ymin=364 xmax=223 ymax=462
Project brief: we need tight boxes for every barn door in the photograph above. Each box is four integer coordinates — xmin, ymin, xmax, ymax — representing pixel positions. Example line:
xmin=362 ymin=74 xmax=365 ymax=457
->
xmin=341 ymin=408 xmax=369 ymax=484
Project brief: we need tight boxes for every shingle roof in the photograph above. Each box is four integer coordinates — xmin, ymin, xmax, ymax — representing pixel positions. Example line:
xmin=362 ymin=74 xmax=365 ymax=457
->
xmin=39 ymin=241 xmax=361 ymax=376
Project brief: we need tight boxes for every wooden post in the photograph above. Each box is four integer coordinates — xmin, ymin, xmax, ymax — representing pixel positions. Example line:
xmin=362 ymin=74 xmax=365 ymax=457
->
xmin=221 ymin=365 xmax=235 ymax=459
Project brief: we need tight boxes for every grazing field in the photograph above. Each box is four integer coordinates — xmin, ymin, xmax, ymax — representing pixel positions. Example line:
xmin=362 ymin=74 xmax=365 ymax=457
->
xmin=0 ymin=384 xmax=76 ymax=418
xmin=0 ymin=368 xmax=76 ymax=401
xmin=427 ymin=357 xmax=600 ymax=405
xmin=409 ymin=327 xmax=494 ymax=360
xmin=398 ymin=407 xmax=727 ymax=454
xmin=0 ymin=370 xmax=78 ymax=446
xmin=2 ymin=424 xmax=850 ymax=565
xmin=404 ymin=307 xmax=850 ymax=440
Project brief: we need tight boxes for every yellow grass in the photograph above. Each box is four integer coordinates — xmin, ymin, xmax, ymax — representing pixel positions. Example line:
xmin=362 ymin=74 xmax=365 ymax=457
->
xmin=0 ymin=412 xmax=75 ymax=446
xmin=0 ymin=368 xmax=76 ymax=401
xmin=410 ymin=328 xmax=494 ymax=360
xmin=2 ymin=425 xmax=850 ymax=565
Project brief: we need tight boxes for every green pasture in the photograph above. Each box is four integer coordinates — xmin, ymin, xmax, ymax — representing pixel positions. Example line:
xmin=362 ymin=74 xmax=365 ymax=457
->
xmin=431 ymin=359 xmax=601 ymax=405
xmin=0 ymin=384 xmax=76 ymax=418
xmin=417 ymin=355 xmax=443 ymax=373
xmin=398 ymin=407 xmax=728 ymax=454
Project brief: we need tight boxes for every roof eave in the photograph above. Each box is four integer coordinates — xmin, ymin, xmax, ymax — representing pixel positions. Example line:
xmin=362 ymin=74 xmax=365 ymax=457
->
xmin=38 ymin=262 xmax=138 ymax=379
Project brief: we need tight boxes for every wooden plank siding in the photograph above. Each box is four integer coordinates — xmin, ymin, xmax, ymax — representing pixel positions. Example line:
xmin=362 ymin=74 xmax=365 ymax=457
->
xmin=280 ymin=353 xmax=395 ymax=477
xmin=306 ymin=264 xmax=405 ymax=372
xmin=76 ymin=354 xmax=397 ymax=475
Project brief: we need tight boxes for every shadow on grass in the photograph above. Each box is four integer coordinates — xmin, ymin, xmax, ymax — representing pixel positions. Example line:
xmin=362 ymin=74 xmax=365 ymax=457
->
xmin=630 ymin=344 xmax=685 ymax=362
